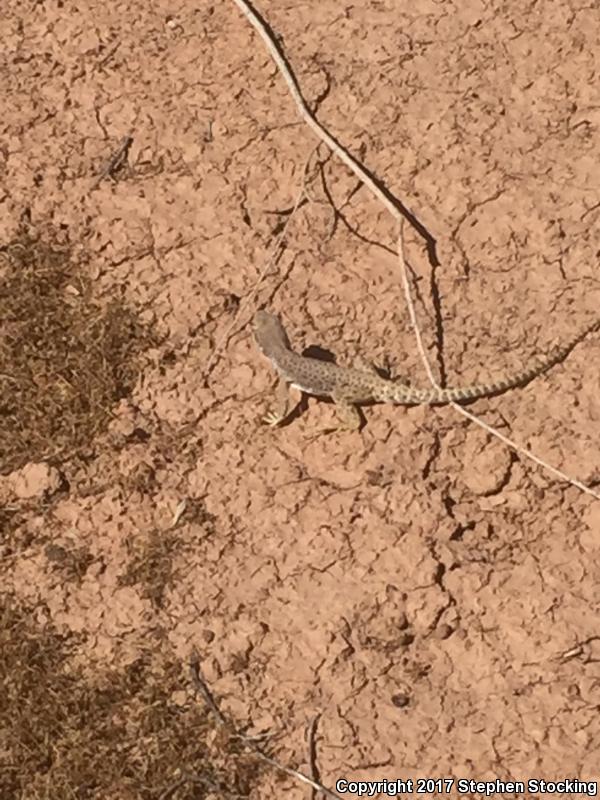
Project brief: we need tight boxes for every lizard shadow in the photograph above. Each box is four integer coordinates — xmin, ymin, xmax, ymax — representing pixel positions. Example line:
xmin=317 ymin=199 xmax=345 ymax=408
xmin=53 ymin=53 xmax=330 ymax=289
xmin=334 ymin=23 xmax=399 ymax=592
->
xmin=302 ymin=344 xmax=336 ymax=363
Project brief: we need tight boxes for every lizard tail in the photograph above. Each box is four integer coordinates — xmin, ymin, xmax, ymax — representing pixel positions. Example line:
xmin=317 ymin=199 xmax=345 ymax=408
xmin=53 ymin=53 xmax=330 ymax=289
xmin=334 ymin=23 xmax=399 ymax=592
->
xmin=388 ymin=317 xmax=600 ymax=405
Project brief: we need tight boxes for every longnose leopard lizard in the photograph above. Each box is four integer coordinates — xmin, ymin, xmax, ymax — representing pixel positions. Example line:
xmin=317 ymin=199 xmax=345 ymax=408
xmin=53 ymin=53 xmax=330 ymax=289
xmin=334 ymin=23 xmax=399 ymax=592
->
xmin=253 ymin=309 xmax=599 ymax=430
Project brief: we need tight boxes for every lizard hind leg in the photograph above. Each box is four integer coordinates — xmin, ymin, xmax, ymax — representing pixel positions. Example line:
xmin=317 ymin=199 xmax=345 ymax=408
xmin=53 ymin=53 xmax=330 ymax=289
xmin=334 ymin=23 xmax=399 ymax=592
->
xmin=331 ymin=393 xmax=362 ymax=431
xmin=354 ymin=354 xmax=412 ymax=387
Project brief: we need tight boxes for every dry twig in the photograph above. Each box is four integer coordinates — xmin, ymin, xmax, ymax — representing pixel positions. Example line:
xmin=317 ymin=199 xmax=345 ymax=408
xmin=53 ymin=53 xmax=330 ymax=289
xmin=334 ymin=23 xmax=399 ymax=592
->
xmin=189 ymin=651 xmax=342 ymax=799
xmin=307 ymin=713 xmax=322 ymax=800
xmin=394 ymin=228 xmax=600 ymax=500
xmin=90 ymin=134 xmax=133 ymax=190
xmin=203 ymin=147 xmax=317 ymax=381
xmin=230 ymin=0 xmax=600 ymax=501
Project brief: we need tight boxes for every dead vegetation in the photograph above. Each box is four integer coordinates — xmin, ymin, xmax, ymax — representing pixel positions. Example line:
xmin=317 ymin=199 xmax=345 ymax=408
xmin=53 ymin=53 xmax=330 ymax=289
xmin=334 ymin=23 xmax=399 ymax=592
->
xmin=120 ymin=499 xmax=217 ymax=610
xmin=0 ymin=595 xmax=263 ymax=799
xmin=0 ymin=227 xmax=268 ymax=798
xmin=0 ymin=228 xmax=155 ymax=475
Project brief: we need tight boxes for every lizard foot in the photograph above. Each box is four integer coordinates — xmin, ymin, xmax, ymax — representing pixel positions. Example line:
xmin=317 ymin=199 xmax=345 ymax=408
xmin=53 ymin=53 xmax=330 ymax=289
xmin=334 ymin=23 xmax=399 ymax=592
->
xmin=262 ymin=411 xmax=285 ymax=427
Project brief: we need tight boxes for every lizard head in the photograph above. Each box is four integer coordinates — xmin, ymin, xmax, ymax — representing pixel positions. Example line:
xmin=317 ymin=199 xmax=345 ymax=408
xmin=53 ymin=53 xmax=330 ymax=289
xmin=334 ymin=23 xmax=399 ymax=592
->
xmin=253 ymin=310 xmax=292 ymax=355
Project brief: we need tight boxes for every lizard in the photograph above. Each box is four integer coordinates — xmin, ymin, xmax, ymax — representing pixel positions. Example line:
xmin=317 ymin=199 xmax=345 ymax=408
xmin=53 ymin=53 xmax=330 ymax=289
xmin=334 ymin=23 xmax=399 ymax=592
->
xmin=253 ymin=309 xmax=600 ymax=430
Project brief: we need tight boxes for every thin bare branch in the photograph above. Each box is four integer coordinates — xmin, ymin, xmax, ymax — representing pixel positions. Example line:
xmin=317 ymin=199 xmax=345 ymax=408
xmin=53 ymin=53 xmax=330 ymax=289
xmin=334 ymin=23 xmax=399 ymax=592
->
xmin=203 ymin=146 xmax=316 ymax=381
xmin=189 ymin=652 xmax=342 ymax=799
xmin=231 ymin=0 xmax=599 ymax=500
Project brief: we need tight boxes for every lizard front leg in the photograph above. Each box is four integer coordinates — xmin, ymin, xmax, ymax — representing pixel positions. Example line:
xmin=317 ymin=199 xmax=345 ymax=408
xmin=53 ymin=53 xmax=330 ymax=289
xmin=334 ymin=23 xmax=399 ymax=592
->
xmin=262 ymin=375 xmax=291 ymax=427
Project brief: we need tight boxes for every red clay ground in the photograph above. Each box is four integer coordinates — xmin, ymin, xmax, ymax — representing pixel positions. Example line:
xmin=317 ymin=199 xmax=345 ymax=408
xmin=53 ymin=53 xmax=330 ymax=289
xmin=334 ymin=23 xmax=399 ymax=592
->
xmin=1 ymin=0 xmax=599 ymax=797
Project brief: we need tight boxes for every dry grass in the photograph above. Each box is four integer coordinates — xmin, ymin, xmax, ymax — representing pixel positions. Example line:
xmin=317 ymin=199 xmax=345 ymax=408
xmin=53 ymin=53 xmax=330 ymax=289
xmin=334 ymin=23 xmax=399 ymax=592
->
xmin=0 ymin=228 xmax=155 ymax=475
xmin=120 ymin=500 xmax=217 ymax=610
xmin=0 ymin=595 xmax=263 ymax=799
xmin=0 ymin=227 xmax=268 ymax=798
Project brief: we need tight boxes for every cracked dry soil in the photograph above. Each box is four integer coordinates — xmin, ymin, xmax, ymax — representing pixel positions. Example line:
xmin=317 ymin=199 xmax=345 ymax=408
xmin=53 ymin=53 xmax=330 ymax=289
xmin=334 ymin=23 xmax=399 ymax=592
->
xmin=1 ymin=1 xmax=599 ymax=798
